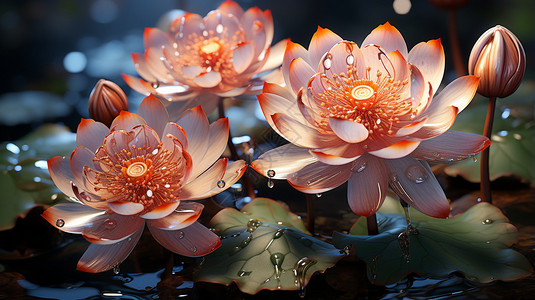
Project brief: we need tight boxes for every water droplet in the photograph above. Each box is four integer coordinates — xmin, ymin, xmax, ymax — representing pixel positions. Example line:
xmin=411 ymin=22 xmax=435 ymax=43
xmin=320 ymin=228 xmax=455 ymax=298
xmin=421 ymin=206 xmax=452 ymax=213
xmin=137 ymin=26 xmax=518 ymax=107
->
xmin=146 ymin=189 xmax=153 ymax=197
xmin=405 ymin=165 xmax=428 ymax=184
xmin=316 ymin=193 xmax=322 ymax=198
xmin=482 ymin=219 xmax=493 ymax=224
xmin=267 ymin=178 xmax=274 ymax=189
xmin=164 ymin=184 xmax=171 ymax=188
xmin=340 ymin=245 xmax=351 ymax=255
xmin=267 ymin=169 xmax=276 ymax=177
xmin=216 ymin=24 xmax=224 ymax=34
xmin=112 ymin=265 xmax=120 ymax=275
xmin=238 ymin=270 xmax=251 ymax=277
xmin=177 ymin=231 xmax=184 ymax=239
xmin=217 ymin=179 xmax=226 ymax=188
xmin=351 ymin=162 xmax=367 ymax=173
xmin=191 ymin=246 xmax=198 ymax=253
xmin=346 ymin=54 xmax=354 ymax=65
xmin=202 ymin=30 xmax=208 ymax=37
xmin=104 ymin=218 xmax=116 ymax=230
xmin=323 ymin=57 xmax=332 ymax=70
xmin=270 ymin=253 xmax=285 ymax=280
xmin=56 ymin=219 xmax=65 ymax=227
xmin=239 ymin=236 xmax=252 ymax=248
xmin=247 ymin=219 xmax=262 ymax=232
xmin=371 ymin=255 xmax=379 ymax=279
xmin=273 ymin=229 xmax=285 ymax=239
xmin=295 ymin=257 xmax=317 ymax=298
xmin=152 ymin=82 xmax=159 ymax=89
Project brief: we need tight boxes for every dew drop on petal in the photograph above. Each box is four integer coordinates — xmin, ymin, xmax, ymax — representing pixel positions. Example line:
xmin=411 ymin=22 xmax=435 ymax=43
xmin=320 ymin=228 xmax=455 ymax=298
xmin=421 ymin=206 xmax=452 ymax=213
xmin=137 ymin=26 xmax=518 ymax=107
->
xmin=346 ymin=55 xmax=354 ymax=65
xmin=152 ymin=149 xmax=158 ymax=155
xmin=482 ymin=219 xmax=493 ymax=224
xmin=316 ymin=193 xmax=322 ymax=198
xmin=164 ymin=184 xmax=171 ymax=188
xmin=104 ymin=218 xmax=117 ymax=230
xmin=191 ymin=246 xmax=197 ymax=253
xmin=56 ymin=219 xmax=65 ymax=227
xmin=216 ymin=24 xmax=224 ymax=34
xmin=351 ymin=162 xmax=367 ymax=173
xmin=146 ymin=189 xmax=153 ymax=197
xmin=323 ymin=57 xmax=332 ymax=70
xmin=267 ymin=169 xmax=276 ymax=178
xmin=177 ymin=231 xmax=184 ymax=239
xmin=217 ymin=180 xmax=226 ymax=189
xmin=113 ymin=265 xmax=120 ymax=275
xmin=405 ymin=165 xmax=428 ymax=184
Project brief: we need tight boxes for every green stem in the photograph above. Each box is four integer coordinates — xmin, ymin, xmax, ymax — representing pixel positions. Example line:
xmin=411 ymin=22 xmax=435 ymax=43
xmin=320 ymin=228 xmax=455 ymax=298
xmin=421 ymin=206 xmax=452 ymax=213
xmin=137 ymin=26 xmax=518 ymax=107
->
xmin=480 ymin=97 xmax=496 ymax=203
xmin=367 ymin=214 xmax=379 ymax=235
xmin=305 ymin=194 xmax=315 ymax=235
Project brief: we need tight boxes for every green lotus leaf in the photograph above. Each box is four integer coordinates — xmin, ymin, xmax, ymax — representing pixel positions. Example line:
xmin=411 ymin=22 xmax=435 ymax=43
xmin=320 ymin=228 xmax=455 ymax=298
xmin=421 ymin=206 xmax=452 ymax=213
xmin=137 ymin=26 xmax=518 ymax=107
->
xmin=333 ymin=196 xmax=533 ymax=285
xmin=445 ymin=81 xmax=535 ymax=186
xmin=196 ymin=198 xmax=343 ymax=295
xmin=0 ymin=124 xmax=76 ymax=230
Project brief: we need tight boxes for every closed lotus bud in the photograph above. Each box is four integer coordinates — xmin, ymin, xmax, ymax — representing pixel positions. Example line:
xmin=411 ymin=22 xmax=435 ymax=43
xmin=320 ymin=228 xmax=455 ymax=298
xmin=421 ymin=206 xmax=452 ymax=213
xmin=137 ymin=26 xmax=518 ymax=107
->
xmin=88 ymin=79 xmax=129 ymax=126
xmin=468 ymin=25 xmax=526 ymax=98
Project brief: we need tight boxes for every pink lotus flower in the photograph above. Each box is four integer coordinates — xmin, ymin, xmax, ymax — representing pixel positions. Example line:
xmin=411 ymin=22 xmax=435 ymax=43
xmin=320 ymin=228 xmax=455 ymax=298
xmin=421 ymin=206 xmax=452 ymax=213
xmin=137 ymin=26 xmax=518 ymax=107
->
xmin=42 ymin=95 xmax=246 ymax=273
xmin=252 ymin=23 xmax=491 ymax=218
xmin=123 ymin=0 xmax=286 ymax=114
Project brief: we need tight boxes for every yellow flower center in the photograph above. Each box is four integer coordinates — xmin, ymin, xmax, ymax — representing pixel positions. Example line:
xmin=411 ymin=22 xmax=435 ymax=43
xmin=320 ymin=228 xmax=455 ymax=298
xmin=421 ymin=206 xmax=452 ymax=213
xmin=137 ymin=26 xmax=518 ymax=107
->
xmin=126 ymin=161 xmax=148 ymax=178
xmin=315 ymin=65 xmax=411 ymax=136
xmin=86 ymin=139 xmax=188 ymax=212
xmin=200 ymin=41 xmax=221 ymax=54
xmin=350 ymin=84 xmax=376 ymax=110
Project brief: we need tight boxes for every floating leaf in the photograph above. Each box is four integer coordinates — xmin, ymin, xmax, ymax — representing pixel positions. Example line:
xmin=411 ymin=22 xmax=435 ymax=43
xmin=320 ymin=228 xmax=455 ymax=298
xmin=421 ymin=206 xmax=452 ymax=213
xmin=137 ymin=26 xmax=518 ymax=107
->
xmin=333 ymin=196 xmax=533 ymax=285
xmin=0 ymin=124 xmax=76 ymax=230
xmin=445 ymin=81 xmax=535 ymax=186
xmin=0 ymin=91 xmax=70 ymax=126
xmin=196 ymin=198 xmax=343 ymax=295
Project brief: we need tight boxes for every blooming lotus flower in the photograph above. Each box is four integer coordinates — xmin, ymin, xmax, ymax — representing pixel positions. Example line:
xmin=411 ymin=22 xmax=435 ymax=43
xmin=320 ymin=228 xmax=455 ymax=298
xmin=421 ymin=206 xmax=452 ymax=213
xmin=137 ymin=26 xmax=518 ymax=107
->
xmin=42 ymin=95 xmax=246 ymax=273
xmin=252 ymin=23 xmax=491 ymax=218
xmin=123 ymin=0 xmax=287 ymax=114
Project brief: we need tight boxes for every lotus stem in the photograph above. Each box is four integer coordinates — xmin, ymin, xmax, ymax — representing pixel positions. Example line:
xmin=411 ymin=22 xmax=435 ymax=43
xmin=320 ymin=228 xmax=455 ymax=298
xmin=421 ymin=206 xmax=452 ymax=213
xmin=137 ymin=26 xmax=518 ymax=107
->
xmin=367 ymin=214 xmax=379 ymax=235
xmin=218 ymin=98 xmax=256 ymax=199
xmin=448 ymin=9 xmax=466 ymax=76
xmin=306 ymin=194 xmax=315 ymax=235
xmin=480 ymin=96 xmax=496 ymax=203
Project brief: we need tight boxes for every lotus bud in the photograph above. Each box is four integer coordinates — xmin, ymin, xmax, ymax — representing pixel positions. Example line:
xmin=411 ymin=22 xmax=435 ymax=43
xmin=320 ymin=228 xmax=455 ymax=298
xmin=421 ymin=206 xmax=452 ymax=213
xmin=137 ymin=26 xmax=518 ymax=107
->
xmin=88 ymin=79 xmax=128 ymax=126
xmin=468 ymin=25 xmax=526 ymax=98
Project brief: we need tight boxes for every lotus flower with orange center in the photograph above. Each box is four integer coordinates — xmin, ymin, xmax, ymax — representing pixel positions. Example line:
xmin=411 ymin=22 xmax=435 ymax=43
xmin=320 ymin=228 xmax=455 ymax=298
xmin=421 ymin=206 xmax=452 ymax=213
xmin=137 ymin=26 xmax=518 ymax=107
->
xmin=123 ymin=0 xmax=286 ymax=114
xmin=252 ymin=23 xmax=491 ymax=218
xmin=42 ymin=95 xmax=246 ymax=273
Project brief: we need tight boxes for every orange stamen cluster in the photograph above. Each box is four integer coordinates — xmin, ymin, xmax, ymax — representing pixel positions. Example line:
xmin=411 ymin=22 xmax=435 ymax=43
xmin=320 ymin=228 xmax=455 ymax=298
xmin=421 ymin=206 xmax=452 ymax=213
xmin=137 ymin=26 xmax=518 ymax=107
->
xmin=85 ymin=141 xmax=187 ymax=212
xmin=316 ymin=64 xmax=412 ymax=136
xmin=175 ymin=26 xmax=245 ymax=79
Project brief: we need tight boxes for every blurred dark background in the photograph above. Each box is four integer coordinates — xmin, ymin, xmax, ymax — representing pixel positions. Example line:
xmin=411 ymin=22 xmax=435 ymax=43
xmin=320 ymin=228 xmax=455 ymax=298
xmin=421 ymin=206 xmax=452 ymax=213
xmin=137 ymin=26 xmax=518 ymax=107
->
xmin=0 ymin=0 xmax=533 ymax=142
